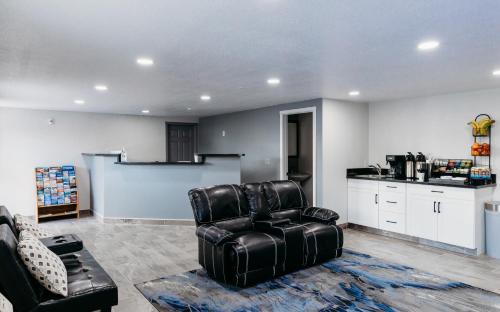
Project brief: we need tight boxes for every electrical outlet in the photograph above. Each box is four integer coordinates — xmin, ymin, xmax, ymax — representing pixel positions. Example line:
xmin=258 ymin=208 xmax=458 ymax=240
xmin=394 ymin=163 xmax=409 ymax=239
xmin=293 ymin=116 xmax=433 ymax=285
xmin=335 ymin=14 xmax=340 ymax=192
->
xmin=222 ymin=130 xmax=226 ymax=137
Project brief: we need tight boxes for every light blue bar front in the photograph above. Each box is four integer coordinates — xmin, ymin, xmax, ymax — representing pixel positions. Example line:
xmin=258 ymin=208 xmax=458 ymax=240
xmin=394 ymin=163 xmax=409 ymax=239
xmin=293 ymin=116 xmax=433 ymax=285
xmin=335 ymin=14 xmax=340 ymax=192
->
xmin=83 ymin=156 xmax=241 ymax=220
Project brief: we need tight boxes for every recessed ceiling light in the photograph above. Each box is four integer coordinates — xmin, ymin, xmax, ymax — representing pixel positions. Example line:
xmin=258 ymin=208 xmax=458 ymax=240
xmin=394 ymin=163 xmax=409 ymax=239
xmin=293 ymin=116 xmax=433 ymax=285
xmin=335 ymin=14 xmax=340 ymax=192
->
xmin=267 ymin=78 xmax=280 ymax=85
xmin=94 ymin=85 xmax=108 ymax=91
xmin=136 ymin=58 xmax=154 ymax=66
xmin=141 ymin=109 xmax=150 ymax=114
xmin=417 ymin=40 xmax=440 ymax=51
xmin=493 ymin=69 xmax=500 ymax=76
xmin=74 ymin=99 xmax=85 ymax=105
xmin=349 ymin=90 xmax=360 ymax=96
xmin=200 ymin=95 xmax=211 ymax=101
xmin=187 ymin=107 xmax=192 ymax=111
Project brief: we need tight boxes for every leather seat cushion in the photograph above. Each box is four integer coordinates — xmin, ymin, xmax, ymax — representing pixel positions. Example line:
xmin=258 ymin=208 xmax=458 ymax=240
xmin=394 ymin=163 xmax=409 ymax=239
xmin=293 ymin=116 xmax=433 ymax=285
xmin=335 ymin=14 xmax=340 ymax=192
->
xmin=229 ymin=232 xmax=286 ymax=274
xmin=296 ymin=222 xmax=343 ymax=264
xmin=37 ymin=249 xmax=118 ymax=312
xmin=214 ymin=217 xmax=253 ymax=233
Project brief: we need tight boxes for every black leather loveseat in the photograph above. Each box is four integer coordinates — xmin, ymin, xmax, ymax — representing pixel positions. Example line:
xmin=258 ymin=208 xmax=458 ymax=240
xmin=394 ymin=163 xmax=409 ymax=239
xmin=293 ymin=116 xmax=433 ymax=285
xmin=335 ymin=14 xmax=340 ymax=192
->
xmin=189 ymin=180 xmax=343 ymax=287
xmin=0 ymin=206 xmax=118 ymax=312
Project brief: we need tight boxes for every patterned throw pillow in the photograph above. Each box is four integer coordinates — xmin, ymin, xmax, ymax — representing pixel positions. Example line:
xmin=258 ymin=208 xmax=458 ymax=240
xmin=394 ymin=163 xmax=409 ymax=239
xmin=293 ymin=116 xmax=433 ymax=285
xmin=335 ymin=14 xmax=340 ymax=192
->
xmin=13 ymin=214 xmax=53 ymax=238
xmin=17 ymin=231 xmax=68 ymax=297
xmin=0 ymin=292 xmax=13 ymax=312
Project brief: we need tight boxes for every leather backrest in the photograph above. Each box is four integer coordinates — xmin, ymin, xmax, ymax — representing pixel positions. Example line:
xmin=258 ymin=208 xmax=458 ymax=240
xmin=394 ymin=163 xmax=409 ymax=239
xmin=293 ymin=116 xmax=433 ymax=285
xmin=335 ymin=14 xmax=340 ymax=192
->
xmin=0 ymin=206 xmax=18 ymax=238
xmin=189 ymin=184 xmax=250 ymax=225
xmin=0 ymin=225 xmax=40 ymax=312
xmin=241 ymin=183 xmax=272 ymax=221
xmin=261 ymin=180 xmax=309 ymax=211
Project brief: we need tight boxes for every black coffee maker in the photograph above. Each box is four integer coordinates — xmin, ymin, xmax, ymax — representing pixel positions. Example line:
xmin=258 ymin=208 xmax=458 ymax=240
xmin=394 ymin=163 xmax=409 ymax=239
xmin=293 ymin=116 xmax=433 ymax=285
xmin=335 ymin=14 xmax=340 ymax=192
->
xmin=386 ymin=155 xmax=406 ymax=180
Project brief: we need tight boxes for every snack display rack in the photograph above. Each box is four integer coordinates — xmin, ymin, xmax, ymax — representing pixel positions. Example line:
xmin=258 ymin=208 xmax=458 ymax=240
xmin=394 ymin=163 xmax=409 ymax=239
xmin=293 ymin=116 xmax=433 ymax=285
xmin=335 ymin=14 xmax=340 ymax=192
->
xmin=469 ymin=114 xmax=494 ymax=185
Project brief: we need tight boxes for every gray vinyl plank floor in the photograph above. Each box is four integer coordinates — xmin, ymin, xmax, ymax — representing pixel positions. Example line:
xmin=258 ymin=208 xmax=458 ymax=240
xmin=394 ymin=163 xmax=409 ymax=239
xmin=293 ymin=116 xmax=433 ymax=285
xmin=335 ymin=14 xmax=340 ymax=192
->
xmin=41 ymin=217 xmax=500 ymax=311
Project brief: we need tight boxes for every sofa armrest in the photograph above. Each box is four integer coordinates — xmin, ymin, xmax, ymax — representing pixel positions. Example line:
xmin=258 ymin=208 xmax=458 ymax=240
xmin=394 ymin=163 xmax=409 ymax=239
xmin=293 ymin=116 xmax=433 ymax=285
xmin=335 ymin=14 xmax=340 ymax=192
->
xmin=302 ymin=207 xmax=339 ymax=224
xmin=196 ymin=225 xmax=234 ymax=246
xmin=39 ymin=234 xmax=83 ymax=255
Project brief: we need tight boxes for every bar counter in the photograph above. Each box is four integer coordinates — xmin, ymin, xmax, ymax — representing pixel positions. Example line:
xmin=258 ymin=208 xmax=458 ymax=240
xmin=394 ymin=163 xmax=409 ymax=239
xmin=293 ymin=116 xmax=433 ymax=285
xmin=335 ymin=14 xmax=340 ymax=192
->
xmin=82 ymin=153 xmax=242 ymax=223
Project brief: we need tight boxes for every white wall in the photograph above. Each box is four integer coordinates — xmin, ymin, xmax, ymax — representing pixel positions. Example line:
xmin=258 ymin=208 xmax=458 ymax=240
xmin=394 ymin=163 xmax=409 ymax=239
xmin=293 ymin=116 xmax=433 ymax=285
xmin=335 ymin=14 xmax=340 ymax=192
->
xmin=322 ymin=99 xmax=369 ymax=224
xmin=0 ymin=107 xmax=196 ymax=216
xmin=369 ymin=88 xmax=500 ymax=199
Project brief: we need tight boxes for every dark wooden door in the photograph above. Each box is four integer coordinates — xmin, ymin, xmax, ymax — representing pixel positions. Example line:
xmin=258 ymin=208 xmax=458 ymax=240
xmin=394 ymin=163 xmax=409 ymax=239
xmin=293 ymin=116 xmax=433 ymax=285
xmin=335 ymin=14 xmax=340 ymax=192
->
xmin=167 ymin=124 xmax=197 ymax=162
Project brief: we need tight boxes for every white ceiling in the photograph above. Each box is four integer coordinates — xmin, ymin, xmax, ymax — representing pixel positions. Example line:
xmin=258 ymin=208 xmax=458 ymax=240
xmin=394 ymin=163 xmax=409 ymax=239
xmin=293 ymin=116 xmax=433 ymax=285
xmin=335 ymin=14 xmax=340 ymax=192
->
xmin=1 ymin=0 xmax=500 ymax=117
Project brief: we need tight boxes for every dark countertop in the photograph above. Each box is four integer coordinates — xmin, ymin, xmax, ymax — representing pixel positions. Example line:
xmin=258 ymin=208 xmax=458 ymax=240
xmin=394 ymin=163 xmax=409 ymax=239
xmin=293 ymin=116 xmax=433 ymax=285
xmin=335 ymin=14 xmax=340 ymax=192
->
xmin=115 ymin=161 xmax=205 ymax=165
xmin=197 ymin=153 xmax=245 ymax=157
xmin=348 ymin=175 xmax=496 ymax=189
xmin=113 ymin=154 xmax=244 ymax=165
xmin=83 ymin=153 xmax=243 ymax=165
xmin=82 ymin=153 xmax=120 ymax=157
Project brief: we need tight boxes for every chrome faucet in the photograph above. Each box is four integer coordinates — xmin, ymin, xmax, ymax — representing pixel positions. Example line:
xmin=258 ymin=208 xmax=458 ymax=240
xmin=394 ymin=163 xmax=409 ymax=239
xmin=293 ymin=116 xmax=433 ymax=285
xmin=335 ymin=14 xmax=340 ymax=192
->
xmin=369 ymin=164 xmax=383 ymax=177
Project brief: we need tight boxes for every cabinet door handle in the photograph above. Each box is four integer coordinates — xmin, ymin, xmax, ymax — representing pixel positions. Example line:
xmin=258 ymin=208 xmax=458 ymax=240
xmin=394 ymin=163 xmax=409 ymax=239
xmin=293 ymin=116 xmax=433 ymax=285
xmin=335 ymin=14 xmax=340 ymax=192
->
xmin=433 ymin=201 xmax=436 ymax=213
xmin=386 ymin=201 xmax=398 ymax=204
xmin=431 ymin=190 xmax=444 ymax=193
xmin=386 ymin=220 xmax=397 ymax=224
xmin=375 ymin=194 xmax=378 ymax=204
xmin=386 ymin=186 xmax=397 ymax=189
xmin=438 ymin=202 xmax=441 ymax=213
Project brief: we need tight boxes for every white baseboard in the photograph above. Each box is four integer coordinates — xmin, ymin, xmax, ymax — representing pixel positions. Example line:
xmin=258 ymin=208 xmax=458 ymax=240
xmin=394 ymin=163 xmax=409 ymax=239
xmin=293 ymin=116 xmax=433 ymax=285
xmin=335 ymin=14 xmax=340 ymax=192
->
xmin=101 ymin=216 xmax=195 ymax=226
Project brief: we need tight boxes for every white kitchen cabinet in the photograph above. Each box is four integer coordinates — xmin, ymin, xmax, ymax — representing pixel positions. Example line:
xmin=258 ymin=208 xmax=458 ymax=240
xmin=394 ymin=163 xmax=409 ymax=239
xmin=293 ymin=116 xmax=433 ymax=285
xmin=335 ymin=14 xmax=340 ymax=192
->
xmin=348 ymin=178 xmax=494 ymax=255
xmin=378 ymin=181 xmax=407 ymax=234
xmin=437 ymin=198 xmax=475 ymax=248
xmin=379 ymin=210 xmax=405 ymax=233
xmin=406 ymin=193 xmax=438 ymax=241
xmin=406 ymin=184 xmax=491 ymax=252
xmin=347 ymin=180 xmax=379 ymax=228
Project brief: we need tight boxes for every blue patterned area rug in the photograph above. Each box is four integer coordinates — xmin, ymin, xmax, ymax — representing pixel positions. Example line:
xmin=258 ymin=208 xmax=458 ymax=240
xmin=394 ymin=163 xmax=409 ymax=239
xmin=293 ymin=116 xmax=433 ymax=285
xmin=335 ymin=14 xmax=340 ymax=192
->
xmin=135 ymin=250 xmax=500 ymax=311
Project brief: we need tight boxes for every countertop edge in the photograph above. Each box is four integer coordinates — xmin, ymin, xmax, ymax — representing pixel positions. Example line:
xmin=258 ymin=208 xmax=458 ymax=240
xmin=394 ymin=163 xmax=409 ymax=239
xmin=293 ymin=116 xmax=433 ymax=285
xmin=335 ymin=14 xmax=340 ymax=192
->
xmin=114 ymin=162 xmax=206 ymax=166
xmin=197 ymin=153 xmax=245 ymax=157
xmin=82 ymin=153 xmax=121 ymax=157
xmin=347 ymin=176 xmax=496 ymax=189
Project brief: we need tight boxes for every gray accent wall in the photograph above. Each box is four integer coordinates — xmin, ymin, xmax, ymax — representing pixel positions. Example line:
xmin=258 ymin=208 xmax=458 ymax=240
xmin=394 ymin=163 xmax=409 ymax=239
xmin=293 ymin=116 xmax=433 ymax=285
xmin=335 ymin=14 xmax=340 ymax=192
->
xmin=199 ymin=98 xmax=324 ymax=204
xmin=199 ymin=98 xmax=370 ymax=223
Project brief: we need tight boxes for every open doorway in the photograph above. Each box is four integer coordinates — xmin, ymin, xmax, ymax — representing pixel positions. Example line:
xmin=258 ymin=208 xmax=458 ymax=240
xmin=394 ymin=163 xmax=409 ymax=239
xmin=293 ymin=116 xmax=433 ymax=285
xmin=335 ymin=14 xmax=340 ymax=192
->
xmin=280 ymin=107 xmax=316 ymax=205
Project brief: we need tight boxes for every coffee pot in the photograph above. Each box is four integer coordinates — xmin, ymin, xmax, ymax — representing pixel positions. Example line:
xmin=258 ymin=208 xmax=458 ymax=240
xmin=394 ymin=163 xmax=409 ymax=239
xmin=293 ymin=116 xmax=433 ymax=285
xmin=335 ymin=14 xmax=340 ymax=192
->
xmin=406 ymin=152 xmax=416 ymax=180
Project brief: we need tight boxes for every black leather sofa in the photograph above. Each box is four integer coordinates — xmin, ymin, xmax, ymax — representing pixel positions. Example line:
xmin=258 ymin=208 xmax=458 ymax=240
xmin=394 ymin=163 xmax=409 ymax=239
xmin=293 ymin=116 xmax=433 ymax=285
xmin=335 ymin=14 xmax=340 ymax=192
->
xmin=0 ymin=206 xmax=118 ymax=312
xmin=189 ymin=180 xmax=343 ymax=287
xmin=0 ymin=206 xmax=82 ymax=255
